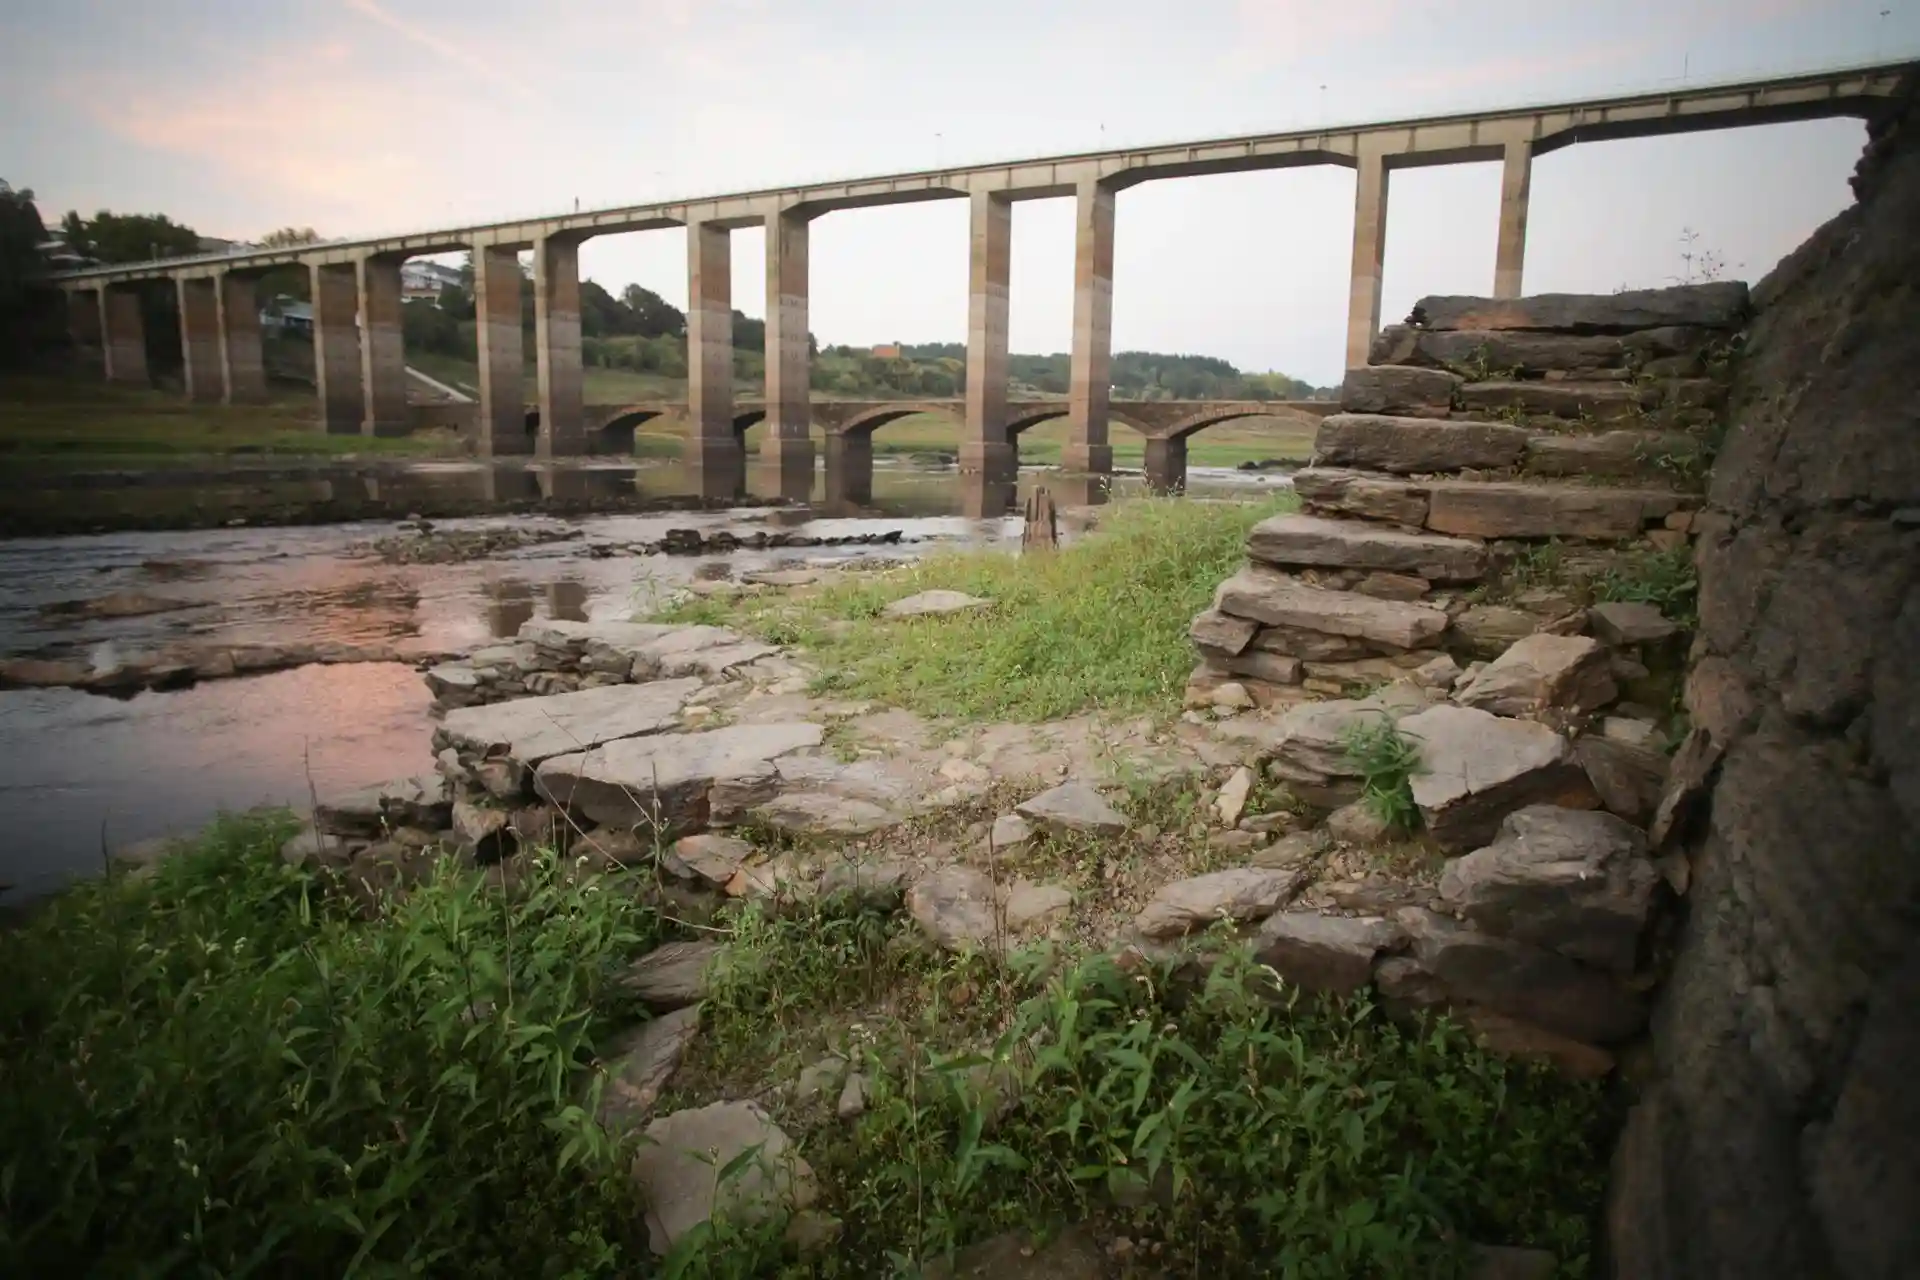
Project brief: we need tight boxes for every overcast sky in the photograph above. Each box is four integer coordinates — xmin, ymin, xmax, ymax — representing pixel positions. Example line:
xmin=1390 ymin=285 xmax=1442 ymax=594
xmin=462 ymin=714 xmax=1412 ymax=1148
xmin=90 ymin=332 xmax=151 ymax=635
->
xmin=3 ymin=0 xmax=1915 ymax=384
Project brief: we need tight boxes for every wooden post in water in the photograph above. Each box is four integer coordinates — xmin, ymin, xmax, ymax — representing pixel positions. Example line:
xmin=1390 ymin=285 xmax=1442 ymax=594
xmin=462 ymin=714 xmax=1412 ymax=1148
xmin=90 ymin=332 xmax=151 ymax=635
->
xmin=1023 ymin=487 xmax=1058 ymax=552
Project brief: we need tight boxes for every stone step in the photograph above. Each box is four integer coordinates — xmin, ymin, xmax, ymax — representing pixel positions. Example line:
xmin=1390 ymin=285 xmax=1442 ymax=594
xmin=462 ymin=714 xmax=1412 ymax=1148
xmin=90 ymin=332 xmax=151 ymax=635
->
xmin=1525 ymin=430 xmax=1701 ymax=480
xmin=1246 ymin=512 xmax=1487 ymax=583
xmin=1370 ymin=324 xmax=1709 ymax=378
xmin=1215 ymin=564 xmax=1448 ymax=651
xmin=1294 ymin=469 xmax=1693 ymax=540
xmin=1338 ymin=366 xmax=1461 ymax=419
xmin=1316 ymin=413 xmax=1531 ymax=474
xmin=1457 ymin=380 xmax=1650 ymax=423
xmin=1410 ymin=282 xmax=1749 ymax=333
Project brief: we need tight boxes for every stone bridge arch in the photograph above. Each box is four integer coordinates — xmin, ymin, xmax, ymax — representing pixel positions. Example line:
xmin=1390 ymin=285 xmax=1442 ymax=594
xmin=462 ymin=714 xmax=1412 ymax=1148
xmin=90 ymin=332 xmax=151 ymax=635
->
xmin=826 ymin=401 xmax=960 ymax=441
xmin=589 ymin=404 xmax=673 ymax=454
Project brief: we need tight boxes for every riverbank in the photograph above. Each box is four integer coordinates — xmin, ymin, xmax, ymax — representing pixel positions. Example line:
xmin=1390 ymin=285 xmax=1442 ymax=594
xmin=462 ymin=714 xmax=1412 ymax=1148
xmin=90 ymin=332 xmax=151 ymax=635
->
xmin=0 ymin=497 xmax=1616 ymax=1275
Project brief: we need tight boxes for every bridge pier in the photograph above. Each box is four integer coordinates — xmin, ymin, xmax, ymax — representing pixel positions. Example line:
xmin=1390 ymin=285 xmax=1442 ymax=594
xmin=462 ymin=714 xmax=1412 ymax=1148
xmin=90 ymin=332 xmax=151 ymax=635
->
xmin=66 ymin=288 xmax=103 ymax=375
xmin=534 ymin=233 xmax=586 ymax=458
xmin=761 ymin=207 xmax=815 ymax=478
xmin=1494 ymin=138 xmax=1533 ymax=300
xmin=1345 ymin=148 xmax=1390 ymax=372
xmin=475 ymin=244 xmax=530 ymax=457
xmin=687 ymin=221 xmax=743 ymax=497
xmin=965 ymin=191 xmax=1014 ymax=477
xmin=1064 ymin=179 xmax=1115 ymax=474
xmin=358 ymin=255 xmax=410 ymax=436
xmin=102 ymin=286 xmax=148 ymax=385
xmin=822 ymin=433 xmax=873 ymax=506
xmin=217 ymin=273 xmax=267 ymax=403
xmin=177 ymin=277 xmax=222 ymax=402
xmin=312 ymin=263 xmax=363 ymax=433
xmin=1143 ymin=436 xmax=1187 ymax=494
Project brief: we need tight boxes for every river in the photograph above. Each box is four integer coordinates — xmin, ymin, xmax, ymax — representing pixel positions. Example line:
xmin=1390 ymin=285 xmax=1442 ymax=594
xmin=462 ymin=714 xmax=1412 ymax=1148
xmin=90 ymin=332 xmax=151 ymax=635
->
xmin=0 ymin=459 xmax=1291 ymax=900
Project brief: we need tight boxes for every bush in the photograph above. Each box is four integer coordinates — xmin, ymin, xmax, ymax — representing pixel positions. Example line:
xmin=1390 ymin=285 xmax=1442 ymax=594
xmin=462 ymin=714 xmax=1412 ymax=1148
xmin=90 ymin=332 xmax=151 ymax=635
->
xmin=0 ymin=814 xmax=659 ymax=1277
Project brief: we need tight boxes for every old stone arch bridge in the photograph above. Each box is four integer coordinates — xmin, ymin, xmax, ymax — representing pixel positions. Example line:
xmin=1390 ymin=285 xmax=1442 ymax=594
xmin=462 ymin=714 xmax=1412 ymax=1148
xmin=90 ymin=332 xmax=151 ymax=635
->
xmin=564 ymin=397 xmax=1338 ymax=497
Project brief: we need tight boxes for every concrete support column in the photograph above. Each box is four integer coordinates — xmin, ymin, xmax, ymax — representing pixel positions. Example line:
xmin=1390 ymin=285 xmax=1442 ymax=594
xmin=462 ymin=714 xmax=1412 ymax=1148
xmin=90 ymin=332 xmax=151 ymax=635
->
xmin=534 ymin=234 xmax=585 ymax=459
xmin=686 ymin=221 xmax=742 ymax=496
xmin=101 ymin=287 xmax=149 ymax=385
xmin=68 ymin=289 xmax=103 ymax=374
xmin=312 ymin=262 xmax=364 ymax=434
xmin=760 ymin=207 xmax=814 ymax=482
xmin=358 ymin=256 xmax=409 ymax=437
xmin=1143 ymin=436 xmax=1187 ymax=495
xmin=822 ymin=433 xmax=873 ymax=507
xmin=1494 ymin=138 xmax=1533 ymax=300
xmin=1065 ymin=180 xmax=1116 ymax=474
xmin=963 ymin=191 xmax=1015 ymax=480
xmin=1345 ymin=149 xmax=1391 ymax=371
xmin=176 ymin=277 xmax=222 ymax=402
xmin=216 ymin=273 xmax=267 ymax=403
xmin=474 ymin=244 xmax=529 ymax=457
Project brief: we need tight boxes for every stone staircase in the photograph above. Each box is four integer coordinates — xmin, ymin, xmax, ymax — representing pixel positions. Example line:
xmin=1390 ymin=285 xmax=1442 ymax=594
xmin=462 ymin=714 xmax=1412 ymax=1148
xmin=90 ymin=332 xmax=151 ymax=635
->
xmin=1191 ymin=281 xmax=1739 ymax=705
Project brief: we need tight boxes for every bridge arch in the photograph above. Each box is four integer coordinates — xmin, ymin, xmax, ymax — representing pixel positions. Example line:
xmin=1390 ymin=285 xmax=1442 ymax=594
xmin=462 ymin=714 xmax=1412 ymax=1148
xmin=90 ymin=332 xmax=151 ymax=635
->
xmin=1157 ymin=404 xmax=1297 ymax=443
xmin=833 ymin=402 xmax=960 ymax=440
xmin=591 ymin=406 xmax=671 ymax=454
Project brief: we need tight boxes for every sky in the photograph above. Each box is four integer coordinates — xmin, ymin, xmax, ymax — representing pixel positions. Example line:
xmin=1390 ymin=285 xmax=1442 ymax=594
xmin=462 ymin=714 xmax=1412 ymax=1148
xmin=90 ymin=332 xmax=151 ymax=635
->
xmin=3 ymin=0 xmax=1916 ymax=385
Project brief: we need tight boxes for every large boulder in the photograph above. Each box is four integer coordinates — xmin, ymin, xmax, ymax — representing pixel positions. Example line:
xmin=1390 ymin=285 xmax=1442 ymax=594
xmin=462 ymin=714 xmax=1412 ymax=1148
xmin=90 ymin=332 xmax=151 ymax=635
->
xmin=1453 ymin=634 xmax=1618 ymax=717
xmin=630 ymin=1101 xmax=817 ymax=1255
xmin=1253 ymin=912 xmax=1406 ymax=995
xmin=1438 ymin=806 xmax=1658 ymax=974
xmin=1398 ymin=704 xmax=1599 ymax=850
xmin=1246 ymin=513 xmax=1487 ymax=583
xmin=1395 ymin=908 xmax=1646 ymax=1044
xmin=1134 ymin=867 xmax=1307 ymax=940
xmin=535 ymin=722 xmax=824 ymax=834
xmin=1409 ymin=282 xmax=1749 ymax=333
xmin=1216 ymin=566 xmax=1447 ymax=651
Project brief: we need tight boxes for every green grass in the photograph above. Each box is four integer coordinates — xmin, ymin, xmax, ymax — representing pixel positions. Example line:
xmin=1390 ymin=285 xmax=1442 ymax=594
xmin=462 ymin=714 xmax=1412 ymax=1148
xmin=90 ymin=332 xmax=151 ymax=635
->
xmin=1594 ymin=543 xmax=1698 ymax=628
xmin=0 ymin=375 xmax=462 ymax=468
xmin=1 ymin=813 xmax=1612 ymax=1278
xmin=675 ymin=897 xmax=1610 ymax=1278
xmin=0 ymin=813 xmax=660 ymax=1277
xmin=1341 ymin=718 xmax=1424 ymax=831
xmin=660 ymin=495 xmax=1297 ymax=720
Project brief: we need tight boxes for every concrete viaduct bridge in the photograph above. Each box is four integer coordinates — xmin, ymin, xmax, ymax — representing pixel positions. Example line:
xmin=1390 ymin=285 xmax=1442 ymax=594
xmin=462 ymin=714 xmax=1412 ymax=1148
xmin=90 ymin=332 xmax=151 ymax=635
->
xmin=50 ymin=59 xmax=1910 ymax=500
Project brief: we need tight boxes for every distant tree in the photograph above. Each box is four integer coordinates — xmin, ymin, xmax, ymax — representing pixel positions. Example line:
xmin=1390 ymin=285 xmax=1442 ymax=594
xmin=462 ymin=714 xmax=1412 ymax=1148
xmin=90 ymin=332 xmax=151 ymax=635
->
xmin=730 ymin=310 xmax=765 ymax=354
xmin=255 ymin=227 xmax=323 ymax=304
xmin=620 ymin=284 xmax=684 ymax=338
xmin=61 ymin=210 xmax=200 ymax=264
xmin=259 ymin=226 xmax=322 ymax=248
xmin=402 ymin=299 xmax=471 ymax=359
xmin=0 ymin=180 xmax=59 ymax=366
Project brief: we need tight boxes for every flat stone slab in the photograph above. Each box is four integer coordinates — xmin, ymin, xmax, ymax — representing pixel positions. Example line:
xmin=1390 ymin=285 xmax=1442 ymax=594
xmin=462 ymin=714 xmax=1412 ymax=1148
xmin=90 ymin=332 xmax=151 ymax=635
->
xmin=1190 ymin=608 xmax=1259 ymax=655
xmin=1399 ymin=704 xmax=1599 ymax=851
xmin=1315 ymin=413 xmax=1531 ymax=474
xmin=597 ymin=1006 xmax=701 ymax=1130
xmin=1248 ymin=512 xmax=1488 ymax=583
xmin=1525 ymin=430 xmax=1698 ymax=478
xmin=1424 ymin=480 xmax=1689 ymax=540
xmin=316 ymin=774 xmax=452 ymax=838
xmin=1293 ymin=468 xmax=1431 ymax=526
xmin=438 ymin=678 xmax=702 ymax=767
xmin=883 ymin=590 xmax=990 ymax=618
xmin=1457 ymin=380 xmax=1649 ymax=422
xmin=520 ymin=619 xmax=778 ymax=680
xmin=1016 ymin=780 xmax=1128 ymax=837
xmin=1339 ymin=365 xmax=1461 ymax=418
xmin=1589 ymin=601 xmax=1679 ymax=645
xmin=662 ymin=833 xmax=753 ymax=887
xmin=1439 ymin=805 xmax=1657 ymax=974
xmin=536 ymin=722 xmax=824 ymax=833
xmin=630 ymin=1101 xmax=816 ymax=1256
xmin=1411 ymin=282 xmax=1749 ymax=333
xmin=1371 ymin=323 xmax=1707 ymax=374
xmin=1135 ymin=867 xmax=1306 ymax=940
xmin=1217 ymin=566 xmax=1448 ymax=651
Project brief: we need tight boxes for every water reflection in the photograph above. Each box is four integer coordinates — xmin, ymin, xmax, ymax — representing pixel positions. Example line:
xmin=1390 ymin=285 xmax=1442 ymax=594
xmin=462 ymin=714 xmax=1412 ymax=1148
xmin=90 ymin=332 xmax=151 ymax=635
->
xmin=484 ymin=580 xmax=536 ymax=638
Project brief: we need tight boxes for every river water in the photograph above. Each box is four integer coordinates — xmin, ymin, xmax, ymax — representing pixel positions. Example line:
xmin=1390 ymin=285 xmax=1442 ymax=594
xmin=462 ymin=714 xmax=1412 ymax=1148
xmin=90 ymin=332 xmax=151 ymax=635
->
xmin=0 ymin=460 xmax=1290 ymax=900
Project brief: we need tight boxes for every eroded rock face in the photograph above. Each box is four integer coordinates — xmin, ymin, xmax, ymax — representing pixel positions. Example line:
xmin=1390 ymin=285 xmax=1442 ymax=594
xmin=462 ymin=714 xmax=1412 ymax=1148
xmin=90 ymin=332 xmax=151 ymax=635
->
xmin=1338 ymin=364 xmax=1462 ymax=417
xmin=1410 ymin=282 xmax=1749 ymax=333
xmin=630 ymin=1101 xmax=816 ymax=1255
xmin=1439 ymin=805 xmax=1657 ymax=974
xmin=619 ymin=941 xmax=722 ymax=1010
xmin=1399 ymin=704 xmax=1599 ymax=851
xmin=1246 ymin=512 xmax=1488 ymax=582
xmin=1315 ymin=414 xmax=1531 ymax=475
xmin=535 ymin=722 xmax=824 ymax=834
xmin=1216 ymin=566 xmax=1448 ymax=651
xmin=1253 ymin=912 xmax=1405 ymax=995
